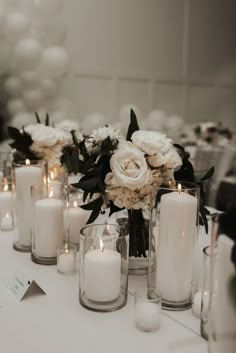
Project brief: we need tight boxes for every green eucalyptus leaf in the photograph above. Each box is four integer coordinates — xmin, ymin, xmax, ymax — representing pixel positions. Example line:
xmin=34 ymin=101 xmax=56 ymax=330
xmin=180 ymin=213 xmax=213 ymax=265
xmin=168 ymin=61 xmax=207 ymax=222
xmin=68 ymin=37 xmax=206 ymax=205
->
xmin=201 ymin=166 xmax=215 ymax=181
xmin=35 ymin=112 xmax=41 ymax=123
xmin=80 ymin=195 xmax=103 ymax=211
xmin=45 ymin=113 xmax=50 ymax=126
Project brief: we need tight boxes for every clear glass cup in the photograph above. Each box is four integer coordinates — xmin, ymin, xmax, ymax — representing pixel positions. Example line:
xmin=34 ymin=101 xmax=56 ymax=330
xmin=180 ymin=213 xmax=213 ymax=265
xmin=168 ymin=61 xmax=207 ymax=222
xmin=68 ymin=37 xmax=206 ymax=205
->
xmin=31 ymin=184 xmax=67 ymax=265
xmin=201 ymin=245 xmax=211 ymax=340
xmin=12 ymin=160 xmax=46 ymax=252
xmin=148 ymin=181 xmax=200 ymax=310
xmin=57 ymin=243 xmax=77 ymax=275
xmin=135 ymin=287 xmax=161 ymax=332
xmin=79 ymin=223 xmax=129 ymax=312
xmin=191 ymin=280 xmax=201 ymax=318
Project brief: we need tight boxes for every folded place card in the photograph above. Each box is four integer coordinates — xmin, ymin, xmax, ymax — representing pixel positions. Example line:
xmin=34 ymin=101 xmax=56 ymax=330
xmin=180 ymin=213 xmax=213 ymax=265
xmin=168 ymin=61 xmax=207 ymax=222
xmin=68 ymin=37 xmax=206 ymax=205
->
xmin=7 ymin=272 xmax=46 ymax=301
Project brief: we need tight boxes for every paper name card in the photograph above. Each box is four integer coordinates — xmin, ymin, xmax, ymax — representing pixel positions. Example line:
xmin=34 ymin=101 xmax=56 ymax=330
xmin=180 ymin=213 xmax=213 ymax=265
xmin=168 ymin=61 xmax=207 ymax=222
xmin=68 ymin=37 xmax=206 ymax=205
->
xmin=7 ymin=272 xmax=46 ymax=301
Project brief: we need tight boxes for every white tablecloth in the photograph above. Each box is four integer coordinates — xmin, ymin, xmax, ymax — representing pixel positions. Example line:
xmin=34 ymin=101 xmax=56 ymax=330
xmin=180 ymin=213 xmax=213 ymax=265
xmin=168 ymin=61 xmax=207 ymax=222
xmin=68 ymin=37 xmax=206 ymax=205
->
xmin=0 ymin=227 xmax=210 ymax=353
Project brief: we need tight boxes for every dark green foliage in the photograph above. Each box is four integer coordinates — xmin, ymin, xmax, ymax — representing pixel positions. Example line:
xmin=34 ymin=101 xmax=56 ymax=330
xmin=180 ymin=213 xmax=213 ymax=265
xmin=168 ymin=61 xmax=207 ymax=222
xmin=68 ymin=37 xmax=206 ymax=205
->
xmin=126 ymin=108 xmax=139 ymax=141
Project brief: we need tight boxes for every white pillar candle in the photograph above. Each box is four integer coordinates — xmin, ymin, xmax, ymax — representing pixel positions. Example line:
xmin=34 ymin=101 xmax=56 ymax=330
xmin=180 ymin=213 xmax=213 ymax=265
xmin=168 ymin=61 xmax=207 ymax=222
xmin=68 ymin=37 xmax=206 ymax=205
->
xmin=15 ymin=163 xmax=42 ymax=246
xmin=34 ymin=198 xmax=64 ymax=257
xmin=1 ymin=213 xmax=13 ymax=231
xmin=135 ymin=301 xmax=161 ymax=331
xmin=57 ymin=250 xmax=75 ymax=273
xmin=84 ymin=247 xmax=121 ymax=302
xmin=64 ymin=204 xmax=88 ymax=245
xmin=156 ymin=186 xmax=198 ymax=302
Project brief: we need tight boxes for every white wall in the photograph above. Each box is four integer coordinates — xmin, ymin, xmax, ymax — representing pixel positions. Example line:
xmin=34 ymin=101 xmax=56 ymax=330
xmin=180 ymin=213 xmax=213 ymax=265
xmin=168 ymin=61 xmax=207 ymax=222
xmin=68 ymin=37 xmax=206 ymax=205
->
xmin=61 ymin=0 xmax=236 ymax=130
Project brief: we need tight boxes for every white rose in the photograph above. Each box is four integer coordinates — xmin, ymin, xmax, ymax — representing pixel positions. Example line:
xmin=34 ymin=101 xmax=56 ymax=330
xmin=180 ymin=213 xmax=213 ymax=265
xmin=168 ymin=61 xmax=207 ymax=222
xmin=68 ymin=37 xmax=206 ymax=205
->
xmin=110 ymin=147 xmax=150 ymax=190
xmin=163 ymin=148 xmax=182 ymax=170
xmin=132 ymin=130 xmax=173 ymax=155
xmin=147 ymin=152 xmax=164 ymax=168
xmin=91 ymin=126 xmax=122 ymax=143
xmin=24 ymin=123 xmax=40 ymax=136
xmin=31 ymin=125 xmax=63 ymax=147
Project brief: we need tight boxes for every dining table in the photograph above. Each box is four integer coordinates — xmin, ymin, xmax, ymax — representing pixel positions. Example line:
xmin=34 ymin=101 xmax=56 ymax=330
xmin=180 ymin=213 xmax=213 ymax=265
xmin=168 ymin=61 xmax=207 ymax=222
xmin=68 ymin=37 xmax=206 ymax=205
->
xmin=0 ymin=224 xmax=210 ymax=353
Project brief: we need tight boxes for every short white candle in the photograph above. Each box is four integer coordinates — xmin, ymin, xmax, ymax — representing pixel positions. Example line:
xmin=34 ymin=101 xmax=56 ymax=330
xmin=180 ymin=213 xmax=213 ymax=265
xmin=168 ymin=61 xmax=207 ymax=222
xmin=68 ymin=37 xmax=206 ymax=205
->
xmin=15 ymin=161 xmax=42 ymax=246
xmin=84 ymin=246 xmax=121 ymax=302
xmin=192 ymin=290 xmax=202 ymax=317
xmin=135 ymin=301 xmax=161 ymax=331
xmin=156 ymin=185 xmax=198 ymax=302
xmin=34 ymin=198 xmax=64 ymax=257
xmin=1 ymin=213 xmax=13 ymax=231
xmin=57 ymin=249 xmax=75 ymax=273
xmin=64 ymin=202 xmax=88 ymax=245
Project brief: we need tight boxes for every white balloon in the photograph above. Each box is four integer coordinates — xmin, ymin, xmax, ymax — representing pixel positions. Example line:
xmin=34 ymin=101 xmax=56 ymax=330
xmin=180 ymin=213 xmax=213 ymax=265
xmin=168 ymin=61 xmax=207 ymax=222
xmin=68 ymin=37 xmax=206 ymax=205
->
xmin=0 ymin=39 xmax=12 ymax=74
xmin=145 ymin=110 xmax=166 ymax=131
xmin=7 ymin=99 xmax=26 ymax=116
xmin=20 ymin=71 xmax=40 ymax=87
xmin=31 ymin=16 xmax=66 ymax=46
xmin=22 ymin=0 xmax=64 ymax=17
xmin=23 ymin=89 xmax=42 ymax=108
xmin=5 ymin=12 xmax=30 ymax=41
xmin=15 ymin=38 xmax=42 ymax=68
xmin=11 ymin=112 xmax=35 ymax=129
xmin=40 ymin=46 xmax=69 ymax=77
xmin=40 ymin=77 xmax=58 ymax=96
xmin=4 ymin=76 xmax=22 ymax=96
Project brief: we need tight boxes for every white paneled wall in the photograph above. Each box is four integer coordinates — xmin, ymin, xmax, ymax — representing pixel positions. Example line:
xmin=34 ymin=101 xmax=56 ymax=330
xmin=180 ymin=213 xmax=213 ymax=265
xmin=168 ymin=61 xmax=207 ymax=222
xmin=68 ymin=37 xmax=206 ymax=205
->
xmin=60 ymin=0 xmax=236 ymax=130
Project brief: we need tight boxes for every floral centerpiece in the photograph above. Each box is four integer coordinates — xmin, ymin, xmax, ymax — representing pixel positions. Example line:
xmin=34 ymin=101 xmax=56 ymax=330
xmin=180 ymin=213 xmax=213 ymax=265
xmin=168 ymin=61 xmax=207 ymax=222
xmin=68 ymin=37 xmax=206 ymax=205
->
xmin=8 ymin=110 xmax=213 ymax=261
xmin=61 ymin=109 xmax=213 ymax=259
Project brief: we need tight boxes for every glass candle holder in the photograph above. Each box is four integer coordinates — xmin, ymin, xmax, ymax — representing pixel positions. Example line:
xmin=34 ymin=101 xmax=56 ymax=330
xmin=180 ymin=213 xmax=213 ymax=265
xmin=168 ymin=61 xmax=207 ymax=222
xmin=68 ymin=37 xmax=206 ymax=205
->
xmin=57 ymin=243 xmax=77 ymax=275
xmin=148 ymin=181 xmax=200 ymax=310
xmin=0 ymin=180 xmax=14 ymax=231
xmin=64 ymin=189 xmax=89 ymax=248
xmin=201 ymin=245 xmax=211 ymax=340
xmin=31 ymin=184 xmax=67 ymax=265
xmin=135 ymin=287 xmax=161 ymax=332
xmin=47 ymin=165 xmax=68 ymax=188
xmin=12 ymin=160 xmax=46 ymax=252
xmin=79 ymin=223 xmax=129 ymax=312
xmin=191 ymin=280 xmax=201 ymax=318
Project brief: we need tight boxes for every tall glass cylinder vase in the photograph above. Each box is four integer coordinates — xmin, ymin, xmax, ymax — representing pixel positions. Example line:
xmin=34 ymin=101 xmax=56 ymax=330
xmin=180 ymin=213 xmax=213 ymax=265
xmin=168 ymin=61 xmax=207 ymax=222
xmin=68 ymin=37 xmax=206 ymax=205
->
xmin=208 ymin=214 xmax=236 ymax=353
xmin=148 ymin=182 xmax=199 ymax=310
xmin=12 ymin=160 xmax=46 ymax=252
xmin=79 ymin=223 xmax=129 ymax=312
xmin=31 ymin=183 xmax=67 ymax=265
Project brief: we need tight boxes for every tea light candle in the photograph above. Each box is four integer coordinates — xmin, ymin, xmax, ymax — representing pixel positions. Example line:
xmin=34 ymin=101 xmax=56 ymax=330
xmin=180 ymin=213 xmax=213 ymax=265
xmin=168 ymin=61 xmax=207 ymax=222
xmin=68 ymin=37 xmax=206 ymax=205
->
xmin=57 ymin=247 xmax=76 ymax=273
xmin=192 ymin=290 xmax=202 ymax=317
xmin=64 ymin=201 xmax=88 ymax=245
xmin=135 ymin=301 xmax=161 ymax=331
xmin=15 ymin=160 xmax=42 ymax=246
xmin=84 ymin=243 xmax=121 ymax=302
xmin=1 ymin=213 xmax=13 ymax=231
xmin=34 ymin=196 xmax=64 ymax=257
xmin=156 ymin=184 xmax=198 ymax=302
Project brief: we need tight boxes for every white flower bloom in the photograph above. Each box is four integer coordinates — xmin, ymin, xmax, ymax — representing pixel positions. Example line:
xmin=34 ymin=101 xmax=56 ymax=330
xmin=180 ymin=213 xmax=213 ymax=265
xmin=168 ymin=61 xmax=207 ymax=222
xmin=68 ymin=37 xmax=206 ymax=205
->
xmin=24 ymin=123 xmax=40 ymax=136
xmin=109 ymin=147 xmax=150 ymax=190
xmin=91 ymin=126 xmax=122 ymax=143
xmin=55 ymin=120 xmax=79 ymax=132
xmin=30 ymin=125 xmax=64 ymax=147
xmin=132 ymin=130 xmax=173 ymax=155
xmin=147 ymin=152 xmax=164 ymax=168
xmin=163 ymin=148 xmax=182 ymax=170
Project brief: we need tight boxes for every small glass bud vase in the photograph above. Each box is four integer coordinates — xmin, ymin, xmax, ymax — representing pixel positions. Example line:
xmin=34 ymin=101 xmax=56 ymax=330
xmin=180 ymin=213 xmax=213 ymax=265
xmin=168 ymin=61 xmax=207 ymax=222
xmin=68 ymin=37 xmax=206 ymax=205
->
xmin=79 ymin=224 xmax=129 ymax=312
xmin=0 ymin=180 xmax=14 ymax=231
xmin=31 ymin=184 xmax=67 ymax=265
xmin=148 ymin=182 xmax=199 ymax=310
xmin=12 ymin=160 xmax=46 ymax=252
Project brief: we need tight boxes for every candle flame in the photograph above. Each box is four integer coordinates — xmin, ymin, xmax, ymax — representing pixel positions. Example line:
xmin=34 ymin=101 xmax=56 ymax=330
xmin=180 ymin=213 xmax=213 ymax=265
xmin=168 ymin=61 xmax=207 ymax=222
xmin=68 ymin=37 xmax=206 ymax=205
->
xmin=73 ymin=201 xmax=78 ymax=208
xmin=50 ymin=171 xmax=54 ymax=180
xmin=26 ymin=159 xmax=30 ymax=165
xmin=3 ymin=184 xmax=9 ymax=192
xmin=178 ymin=183 xmax=182 ymax=194
xmin=65 ymin=248 xmax=69 ymax=254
